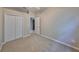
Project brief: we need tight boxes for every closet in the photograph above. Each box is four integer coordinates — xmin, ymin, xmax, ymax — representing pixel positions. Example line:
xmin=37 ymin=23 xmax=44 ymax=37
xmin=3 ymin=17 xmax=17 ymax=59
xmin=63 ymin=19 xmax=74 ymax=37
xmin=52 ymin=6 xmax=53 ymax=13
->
xmin=4 ymin=14 xmax=24 ymax=42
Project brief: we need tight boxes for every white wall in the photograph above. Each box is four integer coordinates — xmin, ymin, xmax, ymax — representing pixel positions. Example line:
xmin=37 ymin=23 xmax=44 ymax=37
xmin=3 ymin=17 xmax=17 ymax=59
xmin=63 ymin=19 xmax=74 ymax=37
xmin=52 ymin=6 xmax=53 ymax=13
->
xmin=39 ymin=7 xmax=79 ymax=48
xmin=0 ymin=8 xmax=3 ymax=44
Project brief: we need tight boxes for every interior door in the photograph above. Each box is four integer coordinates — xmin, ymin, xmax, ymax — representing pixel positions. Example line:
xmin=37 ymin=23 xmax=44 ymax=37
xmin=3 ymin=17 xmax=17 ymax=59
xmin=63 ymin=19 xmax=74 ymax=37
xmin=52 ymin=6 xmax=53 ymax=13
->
xmin=4 ymin=14 xmax=16 ymax=42
xmin=35 ymin=17 xmax=40 ymax=34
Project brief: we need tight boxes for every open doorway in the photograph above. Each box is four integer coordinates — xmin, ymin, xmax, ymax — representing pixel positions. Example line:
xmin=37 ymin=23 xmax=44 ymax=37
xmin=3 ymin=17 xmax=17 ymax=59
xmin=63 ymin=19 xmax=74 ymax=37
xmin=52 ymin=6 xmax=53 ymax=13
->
xmin=30 ymin=17 xmax=35 ymax=33
xmin=30 ymin=17 xmax=40 ymax=34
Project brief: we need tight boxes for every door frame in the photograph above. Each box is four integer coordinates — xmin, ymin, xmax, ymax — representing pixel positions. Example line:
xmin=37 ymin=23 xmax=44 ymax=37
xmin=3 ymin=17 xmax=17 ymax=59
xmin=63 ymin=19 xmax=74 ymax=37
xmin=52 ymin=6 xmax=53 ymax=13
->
xmin=29 ymin=16 xmax=40 ymax=34
xmin=35 ymin=16 xmax=40 ymax=34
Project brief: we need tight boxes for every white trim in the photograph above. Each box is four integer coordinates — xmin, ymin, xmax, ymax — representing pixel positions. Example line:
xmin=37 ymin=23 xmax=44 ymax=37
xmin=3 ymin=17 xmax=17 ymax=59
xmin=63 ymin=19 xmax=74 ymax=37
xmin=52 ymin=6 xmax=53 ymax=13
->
xmin=38 ymin=34 xmax=79 ymax=51
xmin=16 ymin=35 xmax=24 ymax=40
xmin=23 ymin=33 xmax=31 ymax=38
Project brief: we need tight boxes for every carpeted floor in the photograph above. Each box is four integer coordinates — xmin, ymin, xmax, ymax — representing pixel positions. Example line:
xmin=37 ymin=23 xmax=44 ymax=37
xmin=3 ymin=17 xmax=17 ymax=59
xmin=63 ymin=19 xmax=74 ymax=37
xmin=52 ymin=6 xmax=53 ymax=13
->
xmin=1 ymin=33 xmax=78 ymax=52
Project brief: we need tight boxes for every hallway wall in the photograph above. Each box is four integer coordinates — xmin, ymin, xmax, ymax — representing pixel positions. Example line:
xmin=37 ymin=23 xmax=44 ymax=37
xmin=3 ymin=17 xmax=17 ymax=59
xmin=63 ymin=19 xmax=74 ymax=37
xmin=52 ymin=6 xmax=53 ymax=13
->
xmin=38 ymin=7 xmax=79 ymax=48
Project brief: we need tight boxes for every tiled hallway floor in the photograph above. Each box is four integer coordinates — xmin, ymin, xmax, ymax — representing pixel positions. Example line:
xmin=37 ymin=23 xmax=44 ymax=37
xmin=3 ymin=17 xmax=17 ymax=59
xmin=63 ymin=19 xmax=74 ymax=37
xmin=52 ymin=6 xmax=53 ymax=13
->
xmin=1 ymin=33 xmax=78 ymax=52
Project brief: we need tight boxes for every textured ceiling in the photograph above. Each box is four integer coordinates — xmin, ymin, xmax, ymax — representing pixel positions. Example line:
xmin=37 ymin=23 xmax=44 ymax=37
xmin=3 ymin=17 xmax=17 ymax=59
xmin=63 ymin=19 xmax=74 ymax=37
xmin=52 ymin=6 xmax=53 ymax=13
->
xmin=5 ymin=7 xmax=47 ymax=14
xmin=5 ymin=7 xmax=27 ymax=12
xmin=26 ymin=7 xmax=47 ymax=13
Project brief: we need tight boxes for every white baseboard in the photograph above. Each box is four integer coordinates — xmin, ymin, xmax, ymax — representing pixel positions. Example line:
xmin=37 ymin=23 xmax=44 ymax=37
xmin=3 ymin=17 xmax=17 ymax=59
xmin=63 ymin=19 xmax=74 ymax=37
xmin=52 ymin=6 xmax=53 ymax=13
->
xmin=38 ymin=34 xmax=79 ymax=51
xmin=23 ymin=33 xmax=31 ymax=38
xmin=16 ymin=36 xmax=23 ymax=39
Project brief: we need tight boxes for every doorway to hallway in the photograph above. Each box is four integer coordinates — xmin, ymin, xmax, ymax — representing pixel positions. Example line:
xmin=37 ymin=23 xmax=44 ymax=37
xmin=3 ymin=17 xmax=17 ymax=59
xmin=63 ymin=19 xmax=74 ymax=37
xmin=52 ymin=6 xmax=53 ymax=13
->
xmin=30 ymin=17 xmax=40 ymax=34
xmin=30 ymin=17 xmax=35 ymax=32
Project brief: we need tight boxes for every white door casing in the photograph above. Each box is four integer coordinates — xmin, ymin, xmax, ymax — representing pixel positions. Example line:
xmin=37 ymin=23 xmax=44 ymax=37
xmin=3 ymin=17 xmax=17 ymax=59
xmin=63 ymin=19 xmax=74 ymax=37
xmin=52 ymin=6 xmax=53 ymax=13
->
xmin=35 ymin=17 xmax=40 ymax=34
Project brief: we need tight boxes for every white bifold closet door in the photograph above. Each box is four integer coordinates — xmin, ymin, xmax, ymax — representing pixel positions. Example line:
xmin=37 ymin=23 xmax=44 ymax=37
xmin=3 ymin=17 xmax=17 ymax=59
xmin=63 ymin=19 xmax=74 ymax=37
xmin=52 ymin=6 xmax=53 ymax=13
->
xmin=15 ymin=16 xmax=23 ymax=39
xmin=4 ymin=14 xmax=23 ymax=42
xmin=4 ymin=15 xmax=16 ymax=42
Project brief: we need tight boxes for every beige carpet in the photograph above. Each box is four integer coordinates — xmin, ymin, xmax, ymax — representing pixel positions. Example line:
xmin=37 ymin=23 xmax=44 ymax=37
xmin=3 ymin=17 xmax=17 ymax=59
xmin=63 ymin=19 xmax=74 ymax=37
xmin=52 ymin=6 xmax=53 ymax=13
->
xmin=1 ymin=33 xmax=78 ymax=52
